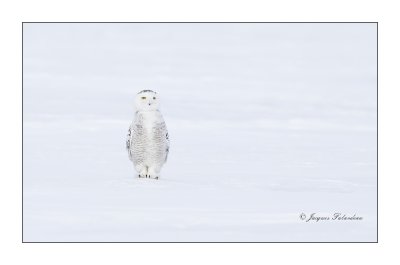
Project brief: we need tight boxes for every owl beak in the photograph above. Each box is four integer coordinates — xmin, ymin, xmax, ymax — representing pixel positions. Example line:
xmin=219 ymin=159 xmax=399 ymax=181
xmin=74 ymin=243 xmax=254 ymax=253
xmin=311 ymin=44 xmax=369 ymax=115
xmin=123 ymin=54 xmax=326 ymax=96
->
xmin=148 ymin=103 xmax=151 ymax=106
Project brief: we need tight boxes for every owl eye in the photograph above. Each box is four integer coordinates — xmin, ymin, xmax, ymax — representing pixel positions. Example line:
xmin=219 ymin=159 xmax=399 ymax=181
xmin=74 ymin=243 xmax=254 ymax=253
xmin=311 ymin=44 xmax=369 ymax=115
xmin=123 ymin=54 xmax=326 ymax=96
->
xmin=153 ymin=97 xmax=156 ymax=100
xmin=141 ymin=97 xmax=146 ymax=100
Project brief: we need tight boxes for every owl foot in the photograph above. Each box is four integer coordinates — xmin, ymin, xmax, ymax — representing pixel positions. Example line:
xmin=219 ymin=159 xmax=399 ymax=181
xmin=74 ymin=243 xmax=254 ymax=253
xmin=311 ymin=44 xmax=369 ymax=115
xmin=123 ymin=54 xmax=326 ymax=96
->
xmin=136 ymin=165 xmax=148 ymax=179
xmin=147 ymin=168 xmax=160 ymax=179
xmin=138 ymin=171 xmax=148 ymax=178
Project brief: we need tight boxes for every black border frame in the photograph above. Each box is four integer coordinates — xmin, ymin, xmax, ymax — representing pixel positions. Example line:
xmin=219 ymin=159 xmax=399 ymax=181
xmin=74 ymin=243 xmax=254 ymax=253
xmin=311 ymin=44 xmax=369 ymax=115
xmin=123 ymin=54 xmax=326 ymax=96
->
xmin=22 ymin=22 xmax=378 ymax=243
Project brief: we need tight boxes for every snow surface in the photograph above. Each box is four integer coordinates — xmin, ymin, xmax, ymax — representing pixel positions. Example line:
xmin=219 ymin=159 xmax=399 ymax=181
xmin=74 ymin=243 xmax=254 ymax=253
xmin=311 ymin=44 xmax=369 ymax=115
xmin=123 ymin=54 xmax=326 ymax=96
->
xmin=23 ymin=23 xmax=377 ymax=242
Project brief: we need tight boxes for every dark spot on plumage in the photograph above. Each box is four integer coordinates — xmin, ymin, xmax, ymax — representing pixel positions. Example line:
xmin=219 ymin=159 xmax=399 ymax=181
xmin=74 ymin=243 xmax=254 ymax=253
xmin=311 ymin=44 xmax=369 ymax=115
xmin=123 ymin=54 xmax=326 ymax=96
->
xmin=138 ymin=89 xmax=157 ymax=94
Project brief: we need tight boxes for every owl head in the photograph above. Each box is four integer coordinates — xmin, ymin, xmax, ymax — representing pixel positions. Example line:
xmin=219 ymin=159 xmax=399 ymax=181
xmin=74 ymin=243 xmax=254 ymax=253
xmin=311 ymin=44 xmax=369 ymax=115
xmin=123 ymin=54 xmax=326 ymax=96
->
xmin=135 ymin=90 xmax=160 ymax=111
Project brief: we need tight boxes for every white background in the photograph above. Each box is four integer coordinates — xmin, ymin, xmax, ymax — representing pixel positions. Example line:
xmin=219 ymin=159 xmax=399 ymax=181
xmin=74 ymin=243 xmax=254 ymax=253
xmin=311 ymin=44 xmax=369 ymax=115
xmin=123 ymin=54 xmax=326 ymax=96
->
xmin=1 ymin=0 xmax=399 ymax=264
xmin=22 ymin=23 xmax=376 ymax=242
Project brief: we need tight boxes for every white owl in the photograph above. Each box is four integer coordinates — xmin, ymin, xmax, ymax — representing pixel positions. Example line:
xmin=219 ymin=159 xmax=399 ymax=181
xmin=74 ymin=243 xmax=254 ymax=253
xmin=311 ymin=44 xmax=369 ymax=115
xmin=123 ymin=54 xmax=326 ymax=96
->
xmin=126 ymin=90 xmax=169 ymax=179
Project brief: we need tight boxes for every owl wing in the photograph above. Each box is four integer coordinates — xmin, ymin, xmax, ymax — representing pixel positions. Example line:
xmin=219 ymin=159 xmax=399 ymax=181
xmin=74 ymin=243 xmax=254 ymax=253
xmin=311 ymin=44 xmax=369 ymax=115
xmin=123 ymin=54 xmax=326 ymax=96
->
xmin=127 ymin=120 xmax=143 ymax=161
xmin=165 ymin=129 xmax=170 ymax=162
xmin=126 ymin=123 xmax=134 ymax=160
xmin=158 ymin=121 xmax=170 ymax=163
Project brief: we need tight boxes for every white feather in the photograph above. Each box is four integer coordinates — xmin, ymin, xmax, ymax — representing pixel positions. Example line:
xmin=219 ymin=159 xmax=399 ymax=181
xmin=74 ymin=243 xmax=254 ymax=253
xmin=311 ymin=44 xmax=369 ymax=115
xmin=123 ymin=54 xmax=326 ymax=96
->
xmin=126 ymin=90 xmax=169 ymax=179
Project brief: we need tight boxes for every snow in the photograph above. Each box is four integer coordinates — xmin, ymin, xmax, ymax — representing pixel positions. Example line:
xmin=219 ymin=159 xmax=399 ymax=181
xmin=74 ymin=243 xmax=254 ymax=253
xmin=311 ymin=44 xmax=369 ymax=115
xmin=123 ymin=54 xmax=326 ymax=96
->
xmin=23 ymin=23 xmax=377 ymax=242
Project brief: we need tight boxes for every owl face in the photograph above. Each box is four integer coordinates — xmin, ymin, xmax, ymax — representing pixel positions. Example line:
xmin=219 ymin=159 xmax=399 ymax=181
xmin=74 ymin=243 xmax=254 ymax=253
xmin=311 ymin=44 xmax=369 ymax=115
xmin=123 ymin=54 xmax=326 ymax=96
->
xmin=135 ymin=90 xmax=160 ymax=111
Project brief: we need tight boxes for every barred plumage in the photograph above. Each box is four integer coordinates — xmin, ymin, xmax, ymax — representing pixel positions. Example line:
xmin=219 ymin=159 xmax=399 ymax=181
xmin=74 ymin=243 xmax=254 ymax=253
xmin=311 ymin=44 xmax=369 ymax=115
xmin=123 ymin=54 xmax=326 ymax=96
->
xmin=126 ymin=91 xmax=169 ymax=179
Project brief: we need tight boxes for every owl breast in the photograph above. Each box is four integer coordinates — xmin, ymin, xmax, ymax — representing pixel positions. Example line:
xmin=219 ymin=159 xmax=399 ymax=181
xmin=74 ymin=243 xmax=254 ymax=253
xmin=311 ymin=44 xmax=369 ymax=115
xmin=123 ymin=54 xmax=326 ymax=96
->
xmin=128 ymin=111 xmax=168 ymax=168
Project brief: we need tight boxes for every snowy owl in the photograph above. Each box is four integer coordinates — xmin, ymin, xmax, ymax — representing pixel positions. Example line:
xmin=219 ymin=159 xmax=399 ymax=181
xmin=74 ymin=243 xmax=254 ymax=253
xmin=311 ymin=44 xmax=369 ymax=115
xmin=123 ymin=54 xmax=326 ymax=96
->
xmin=126 ymin=90 xmax=169 ymax=179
